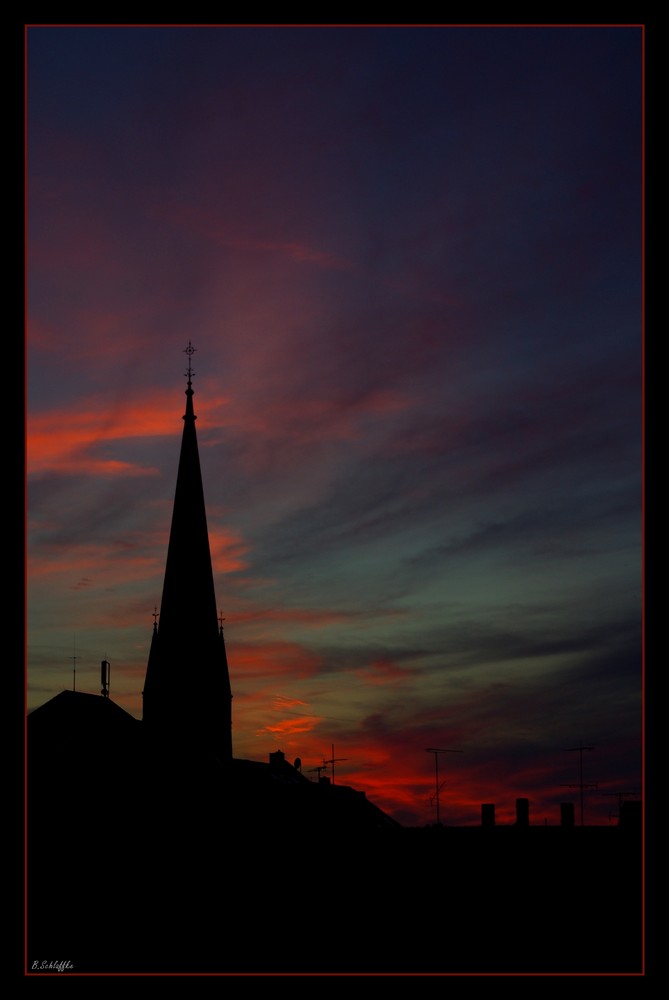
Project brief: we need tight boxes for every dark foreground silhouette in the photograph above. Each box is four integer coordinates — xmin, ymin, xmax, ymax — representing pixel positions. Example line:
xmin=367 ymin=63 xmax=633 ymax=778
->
xmin=27 ymin=692 xmax=642 ymax=974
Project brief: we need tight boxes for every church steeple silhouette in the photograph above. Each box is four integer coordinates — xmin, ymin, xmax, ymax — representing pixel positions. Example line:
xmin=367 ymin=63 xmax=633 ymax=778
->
xmin=142 ymin=342 xmax=233 ymax=762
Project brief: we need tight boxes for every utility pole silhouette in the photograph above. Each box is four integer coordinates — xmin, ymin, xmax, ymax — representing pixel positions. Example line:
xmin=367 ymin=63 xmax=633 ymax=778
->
xmin=563 ymin=743 xmax=597 ymax=826
xmin=426 ymin=748 xmax=463 ymax=826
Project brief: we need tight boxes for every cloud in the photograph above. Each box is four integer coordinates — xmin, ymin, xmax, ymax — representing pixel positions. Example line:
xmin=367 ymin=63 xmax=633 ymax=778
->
xmin=352 ymin=657 xmax=415 ymax=687
xmin=27 ymin=27 xmax=642 ymax=831
xmin=209 ymin=526 xmax=250 ymax=574
xmin=230 ymin=640 xmax=322 ymax=681
xmin=28 ymin=394 xmax=176 ymax=476
xmin=160 ymin=205 xmax=356 ymax=272
xmin=256 ymin=715 xmax=322 ymax=738
xmin=28 ymin=538 xmax=161 ymax=585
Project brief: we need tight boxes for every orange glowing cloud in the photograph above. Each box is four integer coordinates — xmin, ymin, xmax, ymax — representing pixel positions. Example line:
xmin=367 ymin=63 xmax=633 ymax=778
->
xmin=254 ymin=693 xmax=322 ymax=740
xmin=27 ymin=390 xmax=232 ymax=477
xmin=28 ymin=538 xmax=162 ymax=586
xmin=229 ymin=690 xmax=325 ymax=757
xmin=209 ymin=526 xmax=250 ymax=573
xmin=256 ymin=715 xmax=322 ymax=738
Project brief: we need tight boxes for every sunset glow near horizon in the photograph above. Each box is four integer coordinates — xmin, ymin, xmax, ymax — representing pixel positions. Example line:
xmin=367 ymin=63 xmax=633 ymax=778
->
xmin=27 ymin=25 xmax=642 ymax=827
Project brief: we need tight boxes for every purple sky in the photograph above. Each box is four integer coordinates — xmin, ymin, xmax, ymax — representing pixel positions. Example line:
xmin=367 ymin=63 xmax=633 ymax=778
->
xmin=26 ymin=25 xmax=643 ymax=826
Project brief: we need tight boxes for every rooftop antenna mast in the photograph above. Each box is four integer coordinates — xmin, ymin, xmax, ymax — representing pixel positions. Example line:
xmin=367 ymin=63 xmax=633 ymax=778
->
xmin=562 ymin=743 xmax=597 ymax=826
xmin=429 ymin=778 xmax=449 ymax=809
xmin=426 ymin=747 xmax=463 ymax=826
xmin=323 ymin=744 xmax=348 ymax=785
xmin=100 ymin=657 xmax=111 ymax=698
xmin=70 ymin=635 xmax=79 ymax=692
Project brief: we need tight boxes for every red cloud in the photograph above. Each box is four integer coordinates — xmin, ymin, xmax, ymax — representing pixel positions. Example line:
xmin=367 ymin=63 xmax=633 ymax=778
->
xmin=256 ymin=715 xmax=322 ymax=738
xmin=353 ymin=657 xmax=414 ymax=686
xmin=156 ymin=202 xmax=355 ymax=273
xmin=28 ymin=541 xmax=161 ymax=584
xmin=226 ymin=606 xmax=382 ymax=629
xmin=225 ymin=236 xmax=353 ymax=272
xmin=229 ymin=641 xmax=322 ymax=680
xmin=27 ymin=388 xmax=236 ymax=478
xmin=209 ymin=526 xmax=250 ymax=574
xmin=272 ymin=695 xmax=309 ymax=709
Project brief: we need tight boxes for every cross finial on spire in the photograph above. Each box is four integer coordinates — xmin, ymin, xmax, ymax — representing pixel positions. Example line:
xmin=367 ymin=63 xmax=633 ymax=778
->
xmin=184 ymin=341 xmax=197 ymax=386
xmin=152 ymin=605 xmax=159 ymax=632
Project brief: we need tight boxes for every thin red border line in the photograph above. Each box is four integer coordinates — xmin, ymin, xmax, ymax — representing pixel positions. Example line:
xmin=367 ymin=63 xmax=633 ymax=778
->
xmin=23 ymin=23 xmax=646 ymax=28
xmin=23 ymin=20 xmax=30 ymax=981
xmin=24 ymin=969 xmax=646 ymax=977
xmin=22 ymin=20 xmax=646 ymax=978
xmin=640 ymin=21 xmax=646 ymax=980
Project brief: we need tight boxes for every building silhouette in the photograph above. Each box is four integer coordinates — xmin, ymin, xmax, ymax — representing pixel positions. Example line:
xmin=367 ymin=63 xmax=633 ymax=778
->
xmin=26 ymin=346 xmax=642 ymax=975
xmin=28 ymin=345 xmax=397 ymax=845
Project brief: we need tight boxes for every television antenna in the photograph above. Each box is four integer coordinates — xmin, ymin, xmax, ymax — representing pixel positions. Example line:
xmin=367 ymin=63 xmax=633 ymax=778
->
xmin=323 ymin=744 xmax=348 ymax=785
xmin=426 ymin=747 xmax=463 ymax=826
xmin=603 ymin=790 xmax=639 ymax=823
xmin=70 ymin=635 xmax=79 ymax=692
xmin=429 ymin=778 xmax=449 ymax=806
xmin=562 ymin=743 xmax=597 ymax=826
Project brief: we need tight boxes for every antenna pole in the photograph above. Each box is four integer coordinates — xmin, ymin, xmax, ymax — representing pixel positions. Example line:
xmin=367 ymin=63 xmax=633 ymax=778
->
xmin=563 ymin=743 xmax=596 ymax=826
xmin=426 ymin=748 xmax=463 ymax=826
xmin=70 ymin=636 xmax=79 ymax=692
xmin=323 ymin=744 xmax=348 ymax=785
xmin=101 ymin=659 xmax=111 ymax=698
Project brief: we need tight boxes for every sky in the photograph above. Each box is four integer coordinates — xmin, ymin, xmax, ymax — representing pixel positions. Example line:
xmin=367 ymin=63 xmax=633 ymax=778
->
xmin=26 ymin=24 xmax=643 ymax=827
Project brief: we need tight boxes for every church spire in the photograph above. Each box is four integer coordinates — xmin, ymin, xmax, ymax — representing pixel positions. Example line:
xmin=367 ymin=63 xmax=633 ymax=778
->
xmin=142 ymin=343 xmax=233 ymax=762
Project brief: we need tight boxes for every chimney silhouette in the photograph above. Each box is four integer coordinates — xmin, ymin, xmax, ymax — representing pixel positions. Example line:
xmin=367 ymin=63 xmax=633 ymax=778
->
xmin=515 ymin=798 xmax=529 ymax=827
xmin=481 ymin=803 xmax=495 ymax=827
xmin=560 ymin=802 xmax=575 ymax=827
